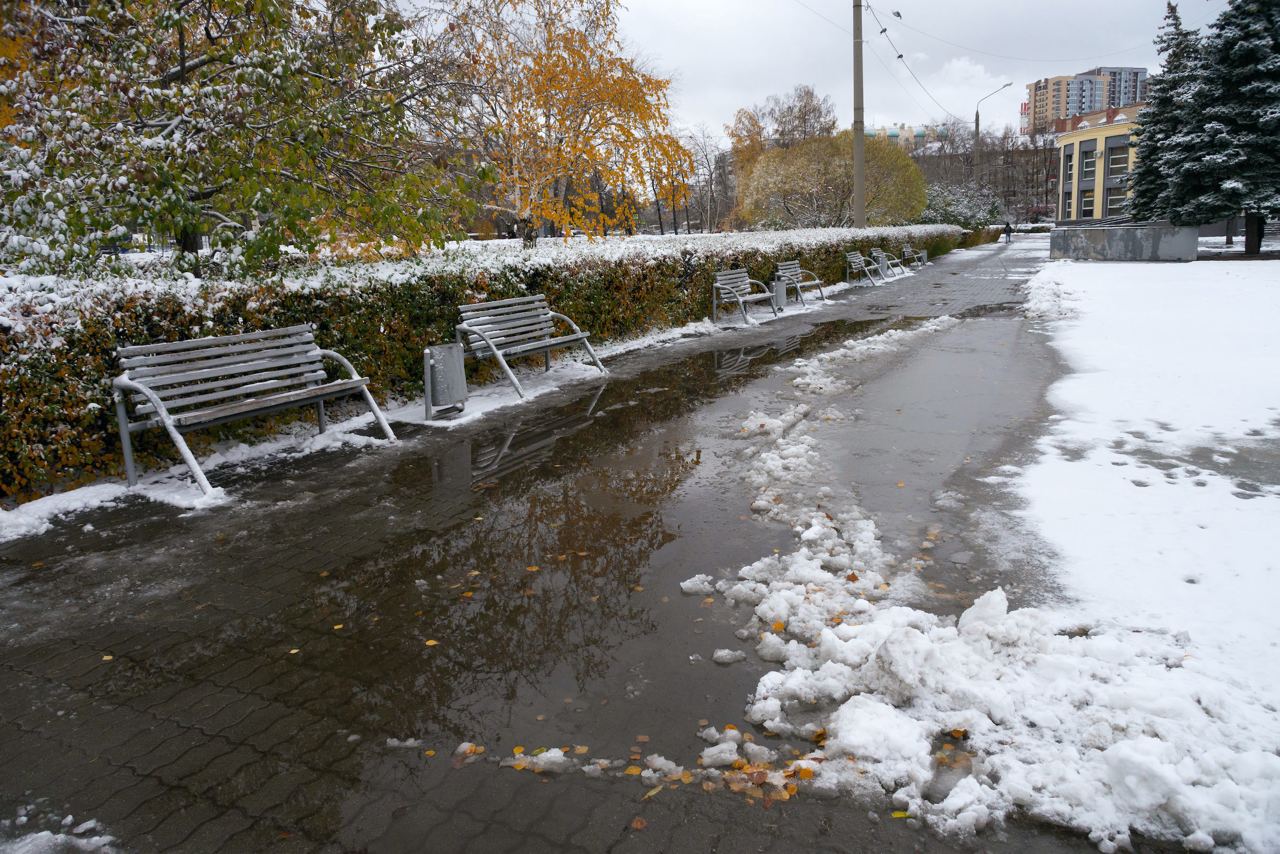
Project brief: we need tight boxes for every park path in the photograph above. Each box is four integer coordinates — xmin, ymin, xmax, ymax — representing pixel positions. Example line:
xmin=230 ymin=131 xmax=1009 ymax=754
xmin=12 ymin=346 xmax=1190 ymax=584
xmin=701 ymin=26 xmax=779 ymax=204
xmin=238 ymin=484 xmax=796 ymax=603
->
xmin=0 ymin=237 xmax=1115 ymax=853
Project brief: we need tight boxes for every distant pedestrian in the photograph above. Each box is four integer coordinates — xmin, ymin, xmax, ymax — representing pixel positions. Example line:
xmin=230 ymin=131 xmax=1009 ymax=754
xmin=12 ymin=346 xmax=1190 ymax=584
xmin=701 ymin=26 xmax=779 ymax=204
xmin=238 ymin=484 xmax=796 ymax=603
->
xmin=1003 ymin=221 xmax=1013 ymax=244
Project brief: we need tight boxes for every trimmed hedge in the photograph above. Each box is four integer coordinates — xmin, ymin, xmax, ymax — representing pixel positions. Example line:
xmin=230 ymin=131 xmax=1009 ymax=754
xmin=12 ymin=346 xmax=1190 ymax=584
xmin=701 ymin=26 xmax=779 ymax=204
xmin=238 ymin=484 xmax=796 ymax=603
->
xmin=1 ymin=226 xmax=998 ymax=502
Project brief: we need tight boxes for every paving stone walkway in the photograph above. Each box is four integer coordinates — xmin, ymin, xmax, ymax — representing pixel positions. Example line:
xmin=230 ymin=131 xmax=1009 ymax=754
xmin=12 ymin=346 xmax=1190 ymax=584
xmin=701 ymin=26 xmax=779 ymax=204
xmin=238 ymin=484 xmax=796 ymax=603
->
xmin=0 ymin=238 xmax=1086 ymax=853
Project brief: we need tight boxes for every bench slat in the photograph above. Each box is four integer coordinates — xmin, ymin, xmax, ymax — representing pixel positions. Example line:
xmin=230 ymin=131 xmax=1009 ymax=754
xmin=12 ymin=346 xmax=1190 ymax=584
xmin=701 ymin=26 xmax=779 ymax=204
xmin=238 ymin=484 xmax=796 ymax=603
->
xmin=118 ymin=324 xmax=313 ymax=358
xmin=119 ymin=331 xmax=315 ymax=371
xmin=466 ymin=329 xmax=564 ymax=356
xmin=465 ymin=316 xmax=555 ymax=339
xmin=137 ymin=349 xmax=323 ymax=390
xmin=460 ymin=305 xmax=552 ymax=326
xmin=464 ymin=312 xmax=555 ymax=333
xmin=459 ymin=294 xmax=548 ymax=315
xmin=483 ymin=333 xmax=588 ymax=358
xmin=171 ymin=378 xmax=367 ymax=428
xmin=125 ymin=341 xmax=320 ymax=381
xmin=133 ymin=371 xmax=330 ymax=417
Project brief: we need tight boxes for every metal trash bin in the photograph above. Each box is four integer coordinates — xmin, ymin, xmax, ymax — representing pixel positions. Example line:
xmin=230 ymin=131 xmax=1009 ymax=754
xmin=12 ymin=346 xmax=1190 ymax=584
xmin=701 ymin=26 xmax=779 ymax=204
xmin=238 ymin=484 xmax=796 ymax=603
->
xmin=771 ymin=277 xmax=788 ymax=311
xmin=424 ymin=344 xmax=467 ymax=420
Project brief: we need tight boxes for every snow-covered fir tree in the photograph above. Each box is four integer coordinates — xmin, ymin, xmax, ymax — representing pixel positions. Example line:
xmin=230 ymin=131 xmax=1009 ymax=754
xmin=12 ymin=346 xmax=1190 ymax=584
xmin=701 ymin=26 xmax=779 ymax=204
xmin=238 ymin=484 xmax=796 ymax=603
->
xmin=1128 ymin=3 xmax=1204 ymax=222
xmin=1166 ymin=0 xmax=1280 ymax=252
xmin=0 ymin=0 xmax=475 ymax=274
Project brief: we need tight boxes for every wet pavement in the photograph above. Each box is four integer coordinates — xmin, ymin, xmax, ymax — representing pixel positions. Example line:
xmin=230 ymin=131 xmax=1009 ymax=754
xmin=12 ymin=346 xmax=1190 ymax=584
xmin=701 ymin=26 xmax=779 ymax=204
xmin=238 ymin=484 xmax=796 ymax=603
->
xmin=1 ymin=237 xmax=1160 ymax=852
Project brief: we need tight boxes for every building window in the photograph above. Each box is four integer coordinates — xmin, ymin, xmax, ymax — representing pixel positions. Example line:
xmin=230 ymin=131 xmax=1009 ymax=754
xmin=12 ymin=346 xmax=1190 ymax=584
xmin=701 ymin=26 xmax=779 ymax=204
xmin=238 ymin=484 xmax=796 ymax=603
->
xmin=1063 ymin=152 xmax=1074 ymax=183
xmin=1081 ymin=189 xmax=1095 ymax=218
xmin=1080 ymin=152 xmax=1097 ymax=183
xmin=1062 ymin=191 xmax=1073 ymax=220
xmin=1105 ymin=188 xmax=1127 ymax=217
xmin=1107 ymin=147 xmax=1129 ymax=177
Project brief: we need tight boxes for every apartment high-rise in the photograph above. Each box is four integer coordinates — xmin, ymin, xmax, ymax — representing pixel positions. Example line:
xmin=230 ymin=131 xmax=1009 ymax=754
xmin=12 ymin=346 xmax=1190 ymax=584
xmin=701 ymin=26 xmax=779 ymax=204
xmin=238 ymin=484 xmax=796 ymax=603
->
xmin=1021 ymin=67 xmax=1148 ymax=134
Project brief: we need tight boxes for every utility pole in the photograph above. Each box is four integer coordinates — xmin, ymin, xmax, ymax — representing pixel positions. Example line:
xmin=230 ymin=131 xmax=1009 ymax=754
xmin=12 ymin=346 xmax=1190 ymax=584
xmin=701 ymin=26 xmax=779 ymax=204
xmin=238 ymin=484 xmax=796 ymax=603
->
xmin=852 ymin=1 xmax=866 ymax=227
xmin=974 ymin=82 xmax=1012 ymax=187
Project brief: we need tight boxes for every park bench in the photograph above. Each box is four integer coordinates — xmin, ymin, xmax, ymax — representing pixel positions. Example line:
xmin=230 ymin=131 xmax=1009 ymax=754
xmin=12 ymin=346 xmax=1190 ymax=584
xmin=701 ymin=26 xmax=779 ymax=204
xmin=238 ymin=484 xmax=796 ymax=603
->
xmin=713 ymin=269 xmax=780 ymax=323
xmin=870 ymin=247 xmax=908 ymax=277
xmin=901 ymin=244 xmax=928 ymax=268
xmin=456 ymin=294 xmax=604 ymax=399
xmin=113 ymin=324 xmax=396 ymax=495
xmin=774 ymin=260 xmax=826 ymax=304
xmin=846 ymin=251 xmax=888 ymax=286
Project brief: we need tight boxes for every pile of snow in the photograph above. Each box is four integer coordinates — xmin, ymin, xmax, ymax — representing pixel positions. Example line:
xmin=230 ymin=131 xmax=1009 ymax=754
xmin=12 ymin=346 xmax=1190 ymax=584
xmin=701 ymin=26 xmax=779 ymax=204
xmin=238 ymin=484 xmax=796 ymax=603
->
xmin=695 ymin=314 xmax=1280 ymax=851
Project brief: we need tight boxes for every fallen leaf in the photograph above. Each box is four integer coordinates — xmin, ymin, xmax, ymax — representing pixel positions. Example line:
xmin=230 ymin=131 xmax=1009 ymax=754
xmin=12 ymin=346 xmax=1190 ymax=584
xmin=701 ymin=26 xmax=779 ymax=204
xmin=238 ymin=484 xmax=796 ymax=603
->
xmin=467 ymin=570 xmax=480 ymax=576
xmin=896 ymin=481 xmax=905 ymax=488
xmin=531 ymin=747 xmax=547 ymax=756
xmin=636 ymin=735 xmax=650 ymax=743
xmin=536 ymin=714 xmax=546 ymax=721
xmin=288 ymin=648 xmax=300 ymax=655
xmin=891 ymin=810 xmax=910 ymax=819
xmin=632 ymin=585 xmax=644 ymax=592
xmin=513 ymin=746 xmax=525 ymax=755
xmin=846 ymin=572 xmax=859 ymax=583
xmin=574 ymin=745 xmax=589 ymax=755
xmin=424 ymin=749 xmax=436 ymax=757
xmin=950 ymin=728 xmax=968 ymax=740
xmin=461 ymin=591 xmax=474 ymax=599
xmin=512 ymin=761 xmax=527 ymax=771
xmin=526 ymin=565 xmax=540 ymax=572
xmin=424 ymin=639 xmax=440 ymax=647
xmin=642 ymin=785 xmax=663 ymax=800
xmin=630 ymin=817 xmax=647 ymax=831
xmin=101 ymin=654 xmax=113 ymax=661
xmin=319 ymin=570 xmax=329 ymax=577
xmin=797 ymin=767 xmax=814 ymax=780
xmin=680 ymin=770 xmax=693 ymax=784
xmin=332 ymin=624 xmax=344 ymax=630
xmin=576 ymin=551 xmax=588 ymax=557
xmin=624 ymin=765 xmax=643 ymax=775
xmin=771 ymin=620 xmax=785 ymax=633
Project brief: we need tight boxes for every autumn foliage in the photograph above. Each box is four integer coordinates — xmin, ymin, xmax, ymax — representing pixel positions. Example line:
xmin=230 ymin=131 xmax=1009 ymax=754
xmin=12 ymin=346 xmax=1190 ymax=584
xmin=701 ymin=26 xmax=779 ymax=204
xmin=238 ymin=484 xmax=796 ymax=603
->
xmin=451 ymin=0 xmax=691 ymax=242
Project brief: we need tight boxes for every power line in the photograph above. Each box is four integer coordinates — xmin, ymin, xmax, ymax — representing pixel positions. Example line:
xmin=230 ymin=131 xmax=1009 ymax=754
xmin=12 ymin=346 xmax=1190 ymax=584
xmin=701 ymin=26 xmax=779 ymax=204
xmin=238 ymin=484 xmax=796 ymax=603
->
xmin=864 ymin=2 xmax=965 ymax=122
xmin=787 ymin=0 xmax=954 ymax=126
xmin=887 ymin=8 xmax=1222 ymax=65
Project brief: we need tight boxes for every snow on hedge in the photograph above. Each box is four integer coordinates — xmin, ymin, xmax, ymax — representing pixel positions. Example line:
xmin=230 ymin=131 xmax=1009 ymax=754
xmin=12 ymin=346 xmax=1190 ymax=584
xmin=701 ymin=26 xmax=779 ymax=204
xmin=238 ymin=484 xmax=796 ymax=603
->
xmin=0 ymin=225 xmax=964 ymax=339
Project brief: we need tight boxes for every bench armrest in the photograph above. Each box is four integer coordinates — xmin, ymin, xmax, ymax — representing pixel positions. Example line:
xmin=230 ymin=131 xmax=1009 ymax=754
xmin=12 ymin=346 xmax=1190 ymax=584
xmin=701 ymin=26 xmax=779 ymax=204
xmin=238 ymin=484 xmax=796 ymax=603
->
xmin=455 ymin=321 xmax=505 ymax=356
xmin=548 ymin=312 xmax=589 ymax=338
xmin=113 ymin=373 xmax=176 ymax=427
xmin=317 ymin=348 xmax=366 ymax=381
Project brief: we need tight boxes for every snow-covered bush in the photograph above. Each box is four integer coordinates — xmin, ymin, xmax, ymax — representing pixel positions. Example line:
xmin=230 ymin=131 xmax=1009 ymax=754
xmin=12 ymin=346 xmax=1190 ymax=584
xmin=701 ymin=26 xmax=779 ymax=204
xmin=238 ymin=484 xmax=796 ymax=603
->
xmin=917 ymin=183 xmax=1003 ymax=230
xmin=0 ymin=225 xmax=991 ymax=500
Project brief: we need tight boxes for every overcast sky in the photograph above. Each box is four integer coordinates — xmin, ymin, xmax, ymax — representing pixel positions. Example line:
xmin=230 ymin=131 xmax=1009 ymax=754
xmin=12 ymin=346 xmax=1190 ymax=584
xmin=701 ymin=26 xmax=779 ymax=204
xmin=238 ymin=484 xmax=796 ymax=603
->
xmin=617 ymin=0 xmax=1231 ymax=139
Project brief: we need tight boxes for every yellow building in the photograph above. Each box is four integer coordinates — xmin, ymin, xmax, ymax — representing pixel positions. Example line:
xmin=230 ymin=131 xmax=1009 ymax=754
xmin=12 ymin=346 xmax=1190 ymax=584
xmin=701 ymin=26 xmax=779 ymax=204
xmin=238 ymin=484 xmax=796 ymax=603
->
xmin=1054 ymin=106 xmax=1141 ymax=222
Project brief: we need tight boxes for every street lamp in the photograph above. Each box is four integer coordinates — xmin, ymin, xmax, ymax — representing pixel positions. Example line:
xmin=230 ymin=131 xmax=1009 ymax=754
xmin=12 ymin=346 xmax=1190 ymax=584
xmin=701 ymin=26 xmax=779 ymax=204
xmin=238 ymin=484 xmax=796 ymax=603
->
xmin=974 ymin=82 xmax=1012 ymax=183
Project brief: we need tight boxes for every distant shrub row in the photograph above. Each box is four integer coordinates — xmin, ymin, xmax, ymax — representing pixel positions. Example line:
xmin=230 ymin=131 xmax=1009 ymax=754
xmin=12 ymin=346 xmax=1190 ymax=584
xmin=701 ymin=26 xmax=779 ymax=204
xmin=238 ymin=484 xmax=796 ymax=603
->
xmin=0 ymin=225 xmax=998 ymax=501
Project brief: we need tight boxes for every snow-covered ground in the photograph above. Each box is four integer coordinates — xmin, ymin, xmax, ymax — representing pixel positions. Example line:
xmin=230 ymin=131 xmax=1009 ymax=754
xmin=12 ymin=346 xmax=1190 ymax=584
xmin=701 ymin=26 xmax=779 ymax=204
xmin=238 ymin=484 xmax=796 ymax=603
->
xmin=686 ymin=266 xmax=1280 ymax=852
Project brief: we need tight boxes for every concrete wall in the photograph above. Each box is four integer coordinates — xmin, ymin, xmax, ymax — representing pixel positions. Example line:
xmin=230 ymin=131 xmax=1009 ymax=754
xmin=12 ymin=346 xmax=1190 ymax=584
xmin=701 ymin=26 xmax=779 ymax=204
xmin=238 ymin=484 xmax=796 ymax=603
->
xmin=1050 ymin=225 xmax=1199 ymax=262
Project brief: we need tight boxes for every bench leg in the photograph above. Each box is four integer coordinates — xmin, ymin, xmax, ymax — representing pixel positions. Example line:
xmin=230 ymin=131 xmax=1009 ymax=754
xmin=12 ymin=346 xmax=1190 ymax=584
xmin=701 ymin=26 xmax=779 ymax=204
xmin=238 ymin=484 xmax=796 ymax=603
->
xmin=360 ymin=387 xmax=397 ymax=441
xmin=794 ymin=284 xmax=806 ymax=307
xmin=492 ymin=353 xmax=526 ymax=398
xmin=580 ymin=338 xmax=606 ymax=374
xmin=544 ymin=351 xmax=551 ymax=372
xmin=738 ymin=298 xmax=749 ymax=324
xmin=115 ymin=393 xmax=138 ymax=487
xmin=163 ymin=422 xmax=214 ymax=495
xmin=316 ymin=400 xmax=327 ymax=434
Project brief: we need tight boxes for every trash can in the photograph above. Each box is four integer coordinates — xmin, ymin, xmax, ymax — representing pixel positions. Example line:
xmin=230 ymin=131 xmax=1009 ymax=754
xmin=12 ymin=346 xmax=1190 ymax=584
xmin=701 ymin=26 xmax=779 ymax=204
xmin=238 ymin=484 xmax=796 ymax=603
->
xmin=771 ymin=277 xmax=788 ymax=311
xmin=424 ymin=344 xmax=467 ymax=420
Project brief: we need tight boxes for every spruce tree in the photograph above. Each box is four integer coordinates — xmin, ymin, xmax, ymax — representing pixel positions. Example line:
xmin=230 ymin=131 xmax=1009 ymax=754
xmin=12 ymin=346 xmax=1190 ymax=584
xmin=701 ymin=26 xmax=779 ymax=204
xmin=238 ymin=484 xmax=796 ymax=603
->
xmin=1128 ymin=3 xmax=1202 ymax=222
xmin=1167 ymin=0 xmax=1280 ymax=253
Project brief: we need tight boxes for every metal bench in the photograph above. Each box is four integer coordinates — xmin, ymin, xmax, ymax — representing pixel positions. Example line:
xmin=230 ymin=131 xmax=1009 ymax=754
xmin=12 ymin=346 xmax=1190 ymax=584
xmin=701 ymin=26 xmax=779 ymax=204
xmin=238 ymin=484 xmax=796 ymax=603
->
xmin=113 ymin=324 xmax=396 ymax=495
xmin=456 ymin=294 xmax=604 ymax=398
xmin=901 ymin=244 xmax=928 ymax=268
xmin=846 ymin=251 xmax=888 ymax=285
xmin=870 ymin=247 xmax=908 ymax=277
xmin=713 ymin=269 xmax=779 ymax=323
xmin=774 ymin=260 xmax=826 ymax=304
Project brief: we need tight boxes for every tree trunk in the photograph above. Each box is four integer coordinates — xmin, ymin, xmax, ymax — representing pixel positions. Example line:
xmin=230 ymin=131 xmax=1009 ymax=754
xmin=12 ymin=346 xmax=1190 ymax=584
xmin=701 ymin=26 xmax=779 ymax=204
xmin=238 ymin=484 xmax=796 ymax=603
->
xmin=1244 ymin=212 xmax=1264 ymax=256
xmin=1225 ymin=215 xmax=1234 ymax=246
xmin=651 ymin=177 xmax=665 ymax=235
xmin=519 ymin=218 xmax=538 ymax=248
xmin=176 ymin=226 xmax=201 ymax=276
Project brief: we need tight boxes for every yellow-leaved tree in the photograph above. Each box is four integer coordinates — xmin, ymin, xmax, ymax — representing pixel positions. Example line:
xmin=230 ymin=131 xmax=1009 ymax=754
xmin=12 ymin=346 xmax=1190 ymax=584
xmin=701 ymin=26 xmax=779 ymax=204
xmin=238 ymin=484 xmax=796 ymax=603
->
xmin=452 ymin=0 xmax=691 ymax=244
